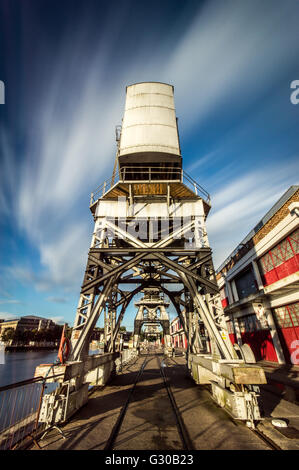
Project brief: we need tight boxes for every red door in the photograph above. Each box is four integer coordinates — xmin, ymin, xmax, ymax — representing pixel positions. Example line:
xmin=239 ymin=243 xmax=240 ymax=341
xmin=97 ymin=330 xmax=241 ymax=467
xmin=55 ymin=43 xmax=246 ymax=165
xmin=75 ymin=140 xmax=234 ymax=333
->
xmin=238 ymin=314 xmax=278 ymax=362
xmin=241 ymin=330 xmax=278 ymax=362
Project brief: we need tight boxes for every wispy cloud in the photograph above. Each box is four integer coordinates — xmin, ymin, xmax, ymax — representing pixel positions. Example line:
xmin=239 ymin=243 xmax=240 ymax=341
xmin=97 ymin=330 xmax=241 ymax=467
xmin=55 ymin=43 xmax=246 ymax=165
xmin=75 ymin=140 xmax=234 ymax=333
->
xmin=0 ymin=312 xmax=19 ymax=320
xmin=0 ymin=129 xmax=18 ymax=216
xmin=207 ymin=159 xmax=299 ymax=268
xmin=185 ymin=151 xmax=217 ymax=173
xmin=1 ymin=12 xmax=131 ymax=293
xmin=0 ymin=299 xmax=22 ymax=305
xmin=47 ymin=297 xmax=68 ymax=304
xmin=162 ymin=0 xmax=299 ymax=131
xmin=4 ymin=265 xmax=51 ymax=292
xmin=1 ymin=0 xmax=298 ymax=304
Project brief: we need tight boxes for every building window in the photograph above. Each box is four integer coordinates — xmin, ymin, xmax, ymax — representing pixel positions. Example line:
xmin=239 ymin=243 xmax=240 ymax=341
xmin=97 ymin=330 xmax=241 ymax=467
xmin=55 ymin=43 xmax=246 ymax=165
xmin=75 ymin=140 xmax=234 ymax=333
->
xmin=273 ymin=302 xmax=299 ymax=328
xmin=258 ymin=228 xmax=299 ymax=284
xmin=234 ymin=267 xmax=258 ymax=300
xmin=259 ymin=252 xmax=274 ymax=273
xmin=238 ymin=314 xmax=266 ymax=333
xmin=271 ymin=239 xmax=293 ymax=267
xmin=289 ymin=229 xmax=299 ymax=254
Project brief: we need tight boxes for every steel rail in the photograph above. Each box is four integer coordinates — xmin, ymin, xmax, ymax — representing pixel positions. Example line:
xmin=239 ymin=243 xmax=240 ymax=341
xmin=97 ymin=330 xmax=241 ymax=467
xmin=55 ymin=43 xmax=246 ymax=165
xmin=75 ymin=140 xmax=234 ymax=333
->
xmin=0 ymin=373 xmax=65 ymax=392
xmin=87 ymin=352 xmax=141 ymax=397
xmin=250 ymin=428 xmax=282 ymax=451
xmin=159 ymin=357 xmax=194 ymax=451
xmin=14 ymin=354 xmax=140 ymax=451
xmin=104 ymin=355 xmax=150 ymax=450
xmin=198 ymin=380 xmax=283 ymax=451
xmin=165 ymin=356 xmax=281 ymax=450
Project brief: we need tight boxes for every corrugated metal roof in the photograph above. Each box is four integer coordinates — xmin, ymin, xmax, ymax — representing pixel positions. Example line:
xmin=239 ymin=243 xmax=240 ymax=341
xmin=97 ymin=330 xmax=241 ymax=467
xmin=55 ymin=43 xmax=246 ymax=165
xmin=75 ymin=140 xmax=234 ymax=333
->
xmin=216 ymin=185 xmax=299 ymax=273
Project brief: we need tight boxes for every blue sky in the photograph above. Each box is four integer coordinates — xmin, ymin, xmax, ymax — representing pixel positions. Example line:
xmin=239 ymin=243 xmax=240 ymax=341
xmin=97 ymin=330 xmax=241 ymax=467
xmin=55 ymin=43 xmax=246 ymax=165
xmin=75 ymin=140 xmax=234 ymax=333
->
xmin=0 ymin=0 xmax=298 ymax=329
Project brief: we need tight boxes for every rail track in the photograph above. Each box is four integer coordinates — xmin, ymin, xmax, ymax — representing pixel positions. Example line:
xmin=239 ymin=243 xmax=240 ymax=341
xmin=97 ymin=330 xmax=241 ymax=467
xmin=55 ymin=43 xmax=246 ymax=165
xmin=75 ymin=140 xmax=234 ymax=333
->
xmin=166 ymin=354 xmax=282 ymax=450
xmin=158 ymin=357 xmax=193 ymax=450
xmin=251 ymin=428 xmax=282 ymax=450
xmin=104 ymin=353 xmax=193 ymax=450
xmin=26 ymin=352 xmax=284 ymax=451
xmin=104 ymin=355 xmax=150 ymax=450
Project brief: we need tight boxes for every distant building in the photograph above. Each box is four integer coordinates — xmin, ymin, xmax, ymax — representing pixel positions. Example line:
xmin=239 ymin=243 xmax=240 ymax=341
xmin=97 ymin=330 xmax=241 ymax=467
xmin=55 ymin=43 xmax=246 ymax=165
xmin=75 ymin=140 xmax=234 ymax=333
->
xmin=170 ymin=316 xmax=187 ymax=349
xmin=91 ymin=327 xmax=104 ymax=341
xmin=20 ymin=315 xmax=56 ymax=331
xmin=216 ymin=185 xmax=299 ymax=365
xmin=118 ymin=331 xmax=133 ymax=349
xmin=0 ymin=315 xmax=56 ymax=336
xmin=0 ymin=319 xmax=19 ymax=335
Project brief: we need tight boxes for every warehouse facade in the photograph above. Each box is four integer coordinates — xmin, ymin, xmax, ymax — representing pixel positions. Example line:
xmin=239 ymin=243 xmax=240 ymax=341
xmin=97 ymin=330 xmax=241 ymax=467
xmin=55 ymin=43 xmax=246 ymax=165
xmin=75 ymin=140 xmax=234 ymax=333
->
xmin=216 ymin=186 xmax=299 ymax=365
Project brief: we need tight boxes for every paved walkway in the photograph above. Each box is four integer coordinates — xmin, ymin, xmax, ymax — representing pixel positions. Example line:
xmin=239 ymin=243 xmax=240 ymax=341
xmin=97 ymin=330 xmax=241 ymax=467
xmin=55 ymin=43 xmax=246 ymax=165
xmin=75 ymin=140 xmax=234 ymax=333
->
xmin=29 ymin=354 xmax=282 ymax=451
xmin=257 ymin=360 xmax=299 ymax=405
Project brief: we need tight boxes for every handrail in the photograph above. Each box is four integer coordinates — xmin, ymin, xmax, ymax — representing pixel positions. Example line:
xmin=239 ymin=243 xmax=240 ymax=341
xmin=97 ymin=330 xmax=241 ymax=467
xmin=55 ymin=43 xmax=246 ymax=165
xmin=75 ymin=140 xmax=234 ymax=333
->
xmin=0 ymin=373 xmax=65 ymax=392
xmin=90 ymin=166 xmax=210 ymax=205
xmin=182 ymin=170 xmax=210 ymax=202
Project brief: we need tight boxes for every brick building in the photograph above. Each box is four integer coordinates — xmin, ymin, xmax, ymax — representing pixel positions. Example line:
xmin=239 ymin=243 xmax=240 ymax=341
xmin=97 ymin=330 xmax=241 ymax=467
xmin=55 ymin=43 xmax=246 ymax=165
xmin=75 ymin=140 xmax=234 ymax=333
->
xmin=216 ymin=185 xmax=299 ymax=365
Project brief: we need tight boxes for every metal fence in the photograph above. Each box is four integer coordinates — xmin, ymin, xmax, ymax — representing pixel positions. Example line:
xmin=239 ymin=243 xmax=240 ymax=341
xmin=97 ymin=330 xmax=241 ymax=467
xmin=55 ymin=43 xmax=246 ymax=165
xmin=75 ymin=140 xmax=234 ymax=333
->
xmin=0 ymin=371 xmax=62 ymax=450
xmin=90 ymin=167 xmax=211 ymax=205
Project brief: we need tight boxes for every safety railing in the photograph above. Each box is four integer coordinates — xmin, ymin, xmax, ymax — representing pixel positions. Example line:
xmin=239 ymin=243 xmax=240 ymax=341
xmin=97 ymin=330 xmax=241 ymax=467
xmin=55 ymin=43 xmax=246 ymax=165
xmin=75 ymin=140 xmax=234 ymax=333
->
xmin=182 ymin=171 xmax=210 ymax=203
xmin=0 ymin=371 xmax=63 ymax=450
xmin=90 ymin=167 xmax=210 ymax=205
xmin=115 ymin=348 xmax=138 ymax=372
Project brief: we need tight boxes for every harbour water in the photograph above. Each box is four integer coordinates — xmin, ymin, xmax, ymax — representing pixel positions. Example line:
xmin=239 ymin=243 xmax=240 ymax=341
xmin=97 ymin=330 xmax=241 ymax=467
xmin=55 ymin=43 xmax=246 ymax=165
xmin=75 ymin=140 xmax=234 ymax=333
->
xmin=0 ymin=348 xmax=102 ymax=388
xmin=0 ymin=348 xmax=103 ymax=438
xmin=0 ymin=350 xmax=58 ymax=388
